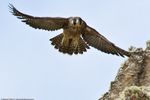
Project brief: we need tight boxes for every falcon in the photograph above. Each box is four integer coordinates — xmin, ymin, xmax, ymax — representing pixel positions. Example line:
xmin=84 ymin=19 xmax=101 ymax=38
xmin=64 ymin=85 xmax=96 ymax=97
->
xmin=9 ymin=4 xmax=131 ymax=57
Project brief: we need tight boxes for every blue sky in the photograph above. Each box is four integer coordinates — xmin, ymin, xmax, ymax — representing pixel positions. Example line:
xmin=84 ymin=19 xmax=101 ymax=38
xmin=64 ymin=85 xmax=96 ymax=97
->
xmin=1 ymin=0 xmax=150 ymax=100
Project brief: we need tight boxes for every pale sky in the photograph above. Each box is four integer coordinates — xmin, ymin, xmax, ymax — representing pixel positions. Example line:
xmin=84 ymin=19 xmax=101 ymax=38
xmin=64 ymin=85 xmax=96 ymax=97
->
xmin=1 ymin=0 xmax=150 ymax=100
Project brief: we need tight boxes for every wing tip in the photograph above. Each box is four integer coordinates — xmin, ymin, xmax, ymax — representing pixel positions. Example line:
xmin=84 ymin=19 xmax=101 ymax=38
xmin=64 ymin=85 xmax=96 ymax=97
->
xmin=8 ymin=3 xmax=24 ymax=19
xmin=8 ymin=3 xmax=16 ymax=15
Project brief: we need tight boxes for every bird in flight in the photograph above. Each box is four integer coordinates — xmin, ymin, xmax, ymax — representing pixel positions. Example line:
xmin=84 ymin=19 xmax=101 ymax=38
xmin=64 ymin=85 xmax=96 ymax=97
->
xmin=9 ymin=4 xmax=131 ymax=57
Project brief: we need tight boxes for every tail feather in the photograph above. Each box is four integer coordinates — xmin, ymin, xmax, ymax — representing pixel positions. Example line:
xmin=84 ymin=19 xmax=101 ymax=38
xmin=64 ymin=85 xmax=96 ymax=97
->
xmin=50 ymin=34 xmax=63 ymax=49
xmin=73 ymin=38 xmax=89 ymax=54
xmin=77 ymin=38 xmax=88 ymax=54
xmin=50 ymin=34 xmax=89 ymax=55
xmin=50 ymin=34 xmax=68 ymax=54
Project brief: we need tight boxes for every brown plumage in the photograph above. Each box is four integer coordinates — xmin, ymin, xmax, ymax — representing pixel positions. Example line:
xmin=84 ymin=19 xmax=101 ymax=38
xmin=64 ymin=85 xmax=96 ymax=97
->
xmin=9 ymin=4 xmax=131 ymax=57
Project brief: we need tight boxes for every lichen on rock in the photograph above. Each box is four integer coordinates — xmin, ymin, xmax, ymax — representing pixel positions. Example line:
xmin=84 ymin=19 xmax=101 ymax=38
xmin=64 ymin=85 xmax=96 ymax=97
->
xmin=117 ymin=86 xmax=150 ymax=100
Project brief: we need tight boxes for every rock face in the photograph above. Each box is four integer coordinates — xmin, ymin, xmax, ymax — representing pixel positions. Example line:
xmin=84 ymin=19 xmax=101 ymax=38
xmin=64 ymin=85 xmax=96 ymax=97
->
xmin=99 ymin=40 xmax=150 ymax=100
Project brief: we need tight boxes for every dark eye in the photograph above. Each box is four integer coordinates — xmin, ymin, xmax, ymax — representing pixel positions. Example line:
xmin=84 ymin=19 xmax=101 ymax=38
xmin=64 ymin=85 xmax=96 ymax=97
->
xmin=79 ymin=18 xmax=82 ymax=24
xmin=73 ymin=19 xmax=76 ymax=25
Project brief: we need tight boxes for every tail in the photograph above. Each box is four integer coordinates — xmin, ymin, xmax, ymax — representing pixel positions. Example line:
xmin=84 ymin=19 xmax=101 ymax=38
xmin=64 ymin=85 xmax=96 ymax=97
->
xmin=50 ymin=34 xmax=89 ymax=55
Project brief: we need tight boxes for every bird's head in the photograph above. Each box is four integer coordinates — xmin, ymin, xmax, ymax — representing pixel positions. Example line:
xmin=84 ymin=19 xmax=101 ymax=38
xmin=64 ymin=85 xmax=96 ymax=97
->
xmin=68 ymin=17 xmax=85 ymax=29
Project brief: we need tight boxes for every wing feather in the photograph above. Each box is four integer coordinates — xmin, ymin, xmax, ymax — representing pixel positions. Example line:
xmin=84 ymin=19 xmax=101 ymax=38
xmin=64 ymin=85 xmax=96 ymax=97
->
xmin=9 ymin=4 xmax=68 ymax=31
xmin=82 ymin=26 xmax=130 ymax=57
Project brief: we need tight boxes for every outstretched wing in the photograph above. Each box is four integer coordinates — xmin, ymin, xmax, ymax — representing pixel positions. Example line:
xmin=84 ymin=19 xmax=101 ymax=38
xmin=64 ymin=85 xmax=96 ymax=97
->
xmin=9 ymin=4 xmax=68 ymax=31
xmin=82 ymin=26 xmax=130 ymax=57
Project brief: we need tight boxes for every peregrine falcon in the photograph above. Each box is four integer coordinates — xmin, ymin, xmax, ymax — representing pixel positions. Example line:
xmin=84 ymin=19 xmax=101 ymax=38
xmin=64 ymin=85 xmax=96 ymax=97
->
xmin=9 ymin=4 xmax=131 ymax=57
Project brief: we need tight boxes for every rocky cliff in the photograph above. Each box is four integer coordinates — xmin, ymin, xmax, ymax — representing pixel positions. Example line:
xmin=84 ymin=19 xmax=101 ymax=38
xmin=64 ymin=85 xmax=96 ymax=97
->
xmin=99 ymin=40 xmax=150 ymax=100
